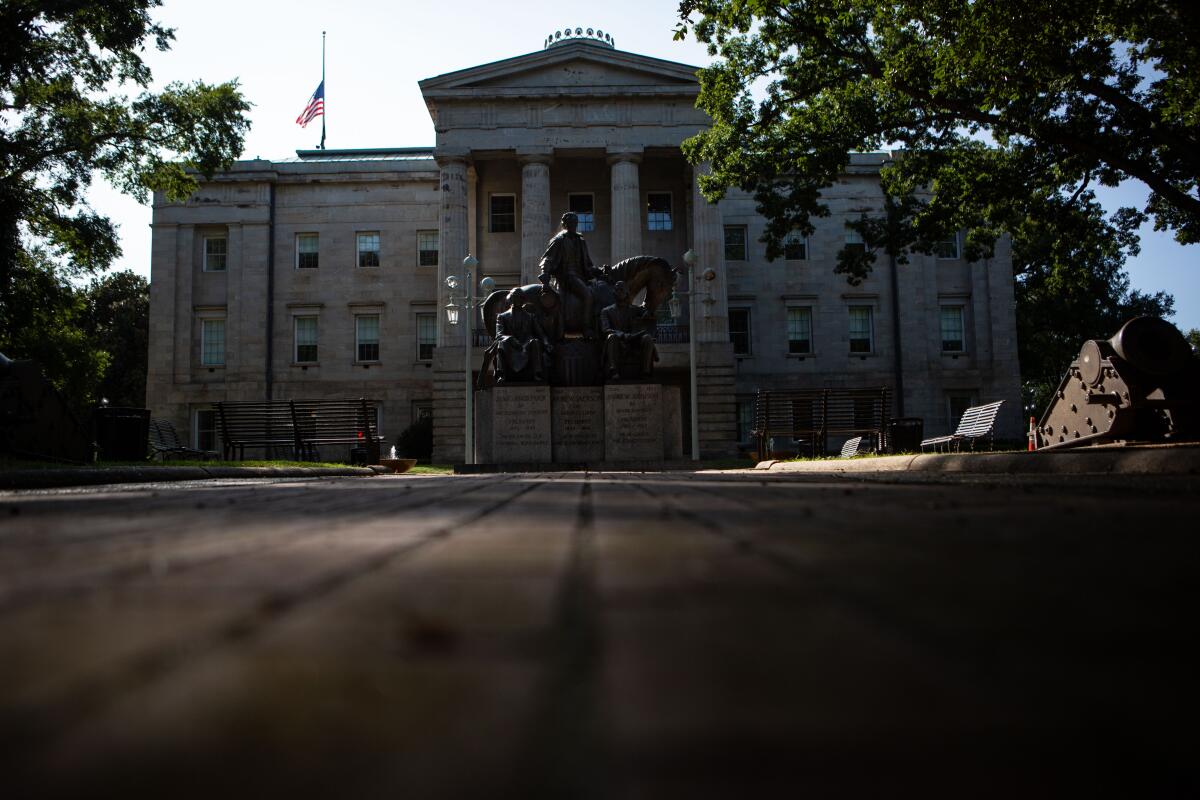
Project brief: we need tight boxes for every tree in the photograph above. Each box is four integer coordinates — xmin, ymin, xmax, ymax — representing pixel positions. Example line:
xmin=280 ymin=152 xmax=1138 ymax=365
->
xmin=0 ymin=0 xmax=250 ymax=334
xmin=1186 ymin=328 xmax=1200 ymax=355
xmin=82 ymin=270 xmax=149 ymax=408
xmin=674 ymin=0 xmax=1200 ymax=273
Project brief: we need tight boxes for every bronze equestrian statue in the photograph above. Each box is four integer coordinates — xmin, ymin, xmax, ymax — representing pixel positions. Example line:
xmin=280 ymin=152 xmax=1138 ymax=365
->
xmin=601 ymin=281 xmax=657 ymax=380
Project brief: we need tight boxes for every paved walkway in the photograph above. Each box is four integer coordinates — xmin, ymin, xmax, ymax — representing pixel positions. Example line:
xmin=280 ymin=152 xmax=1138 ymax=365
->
xmin=1 ymin=472 xmax=1196 ymax=797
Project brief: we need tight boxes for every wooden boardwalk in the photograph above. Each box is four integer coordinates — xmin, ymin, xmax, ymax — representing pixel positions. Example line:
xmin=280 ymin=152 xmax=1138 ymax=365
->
xmin=1 ymin=472 xmax=1197 ymax=797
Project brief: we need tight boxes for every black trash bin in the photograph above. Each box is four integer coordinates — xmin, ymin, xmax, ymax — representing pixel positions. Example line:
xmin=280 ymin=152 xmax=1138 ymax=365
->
xmin=888 ymin=417 xmax=924 ymax=454
xmin=94 ymin=407 xmax=151 ymax=461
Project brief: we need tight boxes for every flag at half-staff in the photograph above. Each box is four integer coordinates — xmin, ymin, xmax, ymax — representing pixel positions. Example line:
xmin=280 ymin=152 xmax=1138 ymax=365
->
xmin=296 ymin=81 xmax=324 ymax=128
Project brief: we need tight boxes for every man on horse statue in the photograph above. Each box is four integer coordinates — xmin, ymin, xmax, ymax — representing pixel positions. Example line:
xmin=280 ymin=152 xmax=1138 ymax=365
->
xmin=538 ymin=211 xmax=603 ymax=338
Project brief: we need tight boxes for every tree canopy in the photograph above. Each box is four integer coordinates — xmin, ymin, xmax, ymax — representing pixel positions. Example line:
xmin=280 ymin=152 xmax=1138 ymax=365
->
xmin=675 ymin=0 xmax=1200 ymax=272
xmin=0 ymin=0 xmax=250 ymax=313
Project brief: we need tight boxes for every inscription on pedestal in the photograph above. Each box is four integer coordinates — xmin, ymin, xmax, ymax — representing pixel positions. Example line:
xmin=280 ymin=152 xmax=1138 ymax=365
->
xmin=604 ymin=383 xmax=663 ymax=461
xmin=492 ymin=385 xmax=551 ymax=463
xmin=552 ymin=387 xmax=605 ymax=463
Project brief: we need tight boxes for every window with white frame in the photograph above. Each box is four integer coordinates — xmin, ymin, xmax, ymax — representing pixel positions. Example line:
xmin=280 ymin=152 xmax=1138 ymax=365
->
xmin=412 ymin=400 xmax=433 ymax=422
xmin=935 ymin=232 xmax=960 ymax=259
xmin=848 ymin=306 xmax=873 ymax=353
xmin=416 ymin=312 xmax=436 ymax=361
xmin=940 ymin=305 xmax=965 ymax=352
xmin=296 ymin=233 xmax=319 ymax=269
xmin=844 ymin=225 xmax=866 ymax=255
xmin=417 ymin=230 xmax=439 ymax=267
xmin=356 ymin=314 xmax=380 ymax=362
xmin=723 ymin=225 xmax=748 ymax=261
xmin=729 ymin=308 xmax=751 ymax=355
xmin=294 ymin=316 xmax=318 ymax=363
xmin=200 ymin=318 xmax=225 ymax=366
xmin=193 ymin=408 xmax=218 ymax=452
xmin=490 ymin=194 xmax=515 ymax=232
xmin=356 ymin=232 xmax=380 ymax=268
xmin=787 ymin=307 xmax=813 ymax=354
xmin=784 ymin=231 xmax=808 ymax=260
xmin=568 ymin=193 xmax=595 ymax=232
xmin=203 ymin=236 xmax=227 ymax=272
xmin=647 ymin=192 xmax=672 ymax=231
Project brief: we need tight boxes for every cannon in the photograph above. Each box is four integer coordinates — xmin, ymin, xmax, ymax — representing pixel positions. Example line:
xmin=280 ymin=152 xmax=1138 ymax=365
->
xmin=1036 ymin=317 xmax=1200 ymax=450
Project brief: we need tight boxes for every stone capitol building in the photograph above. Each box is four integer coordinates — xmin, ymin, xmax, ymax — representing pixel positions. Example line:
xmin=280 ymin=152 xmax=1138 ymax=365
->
xmin=146 ymin=29 xmax=1023 ymax=462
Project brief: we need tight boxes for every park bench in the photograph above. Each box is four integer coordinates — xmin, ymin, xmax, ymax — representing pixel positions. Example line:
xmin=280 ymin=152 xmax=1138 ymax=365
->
xmin=149 ymin=418 xmax=211 ymax=460
xmin=920 ymin=400 xmax=1005 ymax=453
xmin=753 ymin=387 xmax=890 ymax=460
xmin=216 ymin=398 xmax=381 ymax=462
xmin=839 ymin=436 xmax=867 ymax=458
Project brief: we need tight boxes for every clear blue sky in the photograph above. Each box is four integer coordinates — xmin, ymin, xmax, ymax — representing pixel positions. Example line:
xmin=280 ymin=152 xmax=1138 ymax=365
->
xmin=88 ymin=0 xmax=1198 ymax=330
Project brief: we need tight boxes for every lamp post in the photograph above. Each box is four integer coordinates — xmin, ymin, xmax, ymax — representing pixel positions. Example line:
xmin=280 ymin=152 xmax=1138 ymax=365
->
xmin=671 ymin=249 xmax=714 ymax=461
xmin=445 ymin=254 xmax=479 ymax=464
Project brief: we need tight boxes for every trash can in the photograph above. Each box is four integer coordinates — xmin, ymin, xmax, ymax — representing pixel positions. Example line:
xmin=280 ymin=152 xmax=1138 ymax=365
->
xmin=94 ymin=407 xmax=151 ymax=461
xmin=887 ymin=417 xmax=924 ymax=454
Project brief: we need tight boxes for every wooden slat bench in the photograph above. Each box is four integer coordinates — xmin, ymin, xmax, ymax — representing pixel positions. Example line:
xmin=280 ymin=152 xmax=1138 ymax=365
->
xmin=920 ymin=400 xmax=1005 ymax=452
xmin=149 ymin=418 xmax=211 ymax=460
xmin=753 ymin=387 xmax=890 ymax=460
xmin=216 ymin=399 xmax=382 ymax=462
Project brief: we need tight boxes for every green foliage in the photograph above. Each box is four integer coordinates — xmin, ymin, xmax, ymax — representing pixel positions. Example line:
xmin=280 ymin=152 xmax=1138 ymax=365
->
xmin=395 ymin=415 xmax=434 ymax=461
xmin=83 ymin=270 xmax=149 ymax=407
xmin=0 ymin=0 xmax=250 ymax=319
xmin=1185 ymin=328 xmax=1200 ymax=354
xmin=0 ymin=249 xmax=108 ymax=413
xmin=0 ymin=1 xmax=247 ymax=415
xmin=675 ymin=0 xmax=1200 ymax=275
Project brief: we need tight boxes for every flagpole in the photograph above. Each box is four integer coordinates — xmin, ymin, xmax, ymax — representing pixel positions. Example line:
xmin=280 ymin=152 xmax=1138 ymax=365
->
xmin=319 ymin=31 xmax=326 ymax=150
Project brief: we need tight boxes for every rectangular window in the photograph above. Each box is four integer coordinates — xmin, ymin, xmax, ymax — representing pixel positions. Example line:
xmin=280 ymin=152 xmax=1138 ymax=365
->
xmin=784 ymin=231 xmax=808 ymax=260
xmin=568 ymin=194 xmax=595 ymax=232
xmin=203 ymin=236 xmax=227 ymax=272
xmin=412 ymin=401 xmax=433 ymax=422
xmin=356 ymin=232 xmax=380 ymax=268
xmin=848 ymin=306 xmax=873 ymax=353
xmin=200 ymin=319 xmax=225 ymax=366
xmin=356 ymin=314 xmax=380 ymax=362
xmin=844 ymin=226 xmax=866 ymax=256
xmin=940 ymin=305 xmax=965 ymax=352
xmin=417 ymin=230 xmax=439 ymax=267
xmin=193 ymin=408 xmax=218 ymax=452
xmin=736 ymin=397 xmax=755 ymax=444
xmin=948 ymin=393 xmax=975 ymax=427
xmin=416 ymin=312 xmax=436 ymax=361
xmin=294 ymin=316 xmax=318 ymax=363
xmin=729 ymin=308 xmax=751 ymax=356
xmin=490 ymin=194 xmax=515 ymax=233
xmin=935 ymin=232 xmax=960 ymax=259
xmin=647 ymin=192 xmax=672 ymax=231
xmin=296 ymin=233 xmax=319 ymax=269
xmin=723 ymin=225 xmax=747 ymax=261
xmin=787 ymin=307 xmax=813 ymax=354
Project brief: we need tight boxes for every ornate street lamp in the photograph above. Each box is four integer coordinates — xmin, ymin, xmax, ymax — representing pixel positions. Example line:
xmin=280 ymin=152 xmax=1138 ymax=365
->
xmin=445 ymin=255 xmax=480 ymax=463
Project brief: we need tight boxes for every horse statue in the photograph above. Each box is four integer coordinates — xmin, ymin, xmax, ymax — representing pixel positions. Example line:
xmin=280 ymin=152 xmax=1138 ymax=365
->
xmin=481 ymin=255 xmax=678 ymax=342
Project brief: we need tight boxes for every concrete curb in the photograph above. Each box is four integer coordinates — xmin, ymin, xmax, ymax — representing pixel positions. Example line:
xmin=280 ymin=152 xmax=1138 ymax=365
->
xmin=755 ymin=444 xmax=1200 ymax=476
xmin=0 ymin=465 xmax=379 ymax=490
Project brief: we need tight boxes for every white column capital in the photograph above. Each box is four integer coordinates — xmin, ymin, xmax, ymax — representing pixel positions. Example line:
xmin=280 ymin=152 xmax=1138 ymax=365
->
xmin=606 ymin=146 xmax=644 ymax=166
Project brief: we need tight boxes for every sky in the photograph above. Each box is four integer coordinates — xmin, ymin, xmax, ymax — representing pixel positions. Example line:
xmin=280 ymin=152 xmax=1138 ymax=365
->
xmin=87 ymin=0 xmax=1198 ymax=330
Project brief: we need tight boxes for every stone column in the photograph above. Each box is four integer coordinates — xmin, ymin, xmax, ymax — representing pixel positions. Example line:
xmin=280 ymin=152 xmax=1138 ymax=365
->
xmin=608 ymin=148 xmax=643 ymax=263
xmin=519 ymin=153 xmax=552 ymax=284
xmin=467 ymin=164 xmax=478 ymax=261
xmin=691 ymin=162 xmax=728 ymax=342
xmin=436 ymin=153 xmax=470 ymax=345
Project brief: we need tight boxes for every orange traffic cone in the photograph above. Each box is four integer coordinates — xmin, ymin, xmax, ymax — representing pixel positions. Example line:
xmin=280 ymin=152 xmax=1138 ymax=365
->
xmin=1027 ymin=416 xmax=1036 ymax=451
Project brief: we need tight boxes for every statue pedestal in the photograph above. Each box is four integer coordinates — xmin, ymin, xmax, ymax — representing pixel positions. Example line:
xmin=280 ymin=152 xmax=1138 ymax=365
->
xmin=552 ymin=387 xmax=605 ymax=462
xmin=604 ymin=383 xmax=664 ymax=461
xmin=490 ymin=385 xmax=551 ymax=463
xmin=553 ymin=339 xmax=600 ymax=387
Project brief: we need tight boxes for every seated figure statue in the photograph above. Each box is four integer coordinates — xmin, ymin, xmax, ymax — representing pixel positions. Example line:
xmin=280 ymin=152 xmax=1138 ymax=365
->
xmin=494 ymin=287 xmax=551 ymax=383
xmin=600 ymin=281 xmax=656 ymax=381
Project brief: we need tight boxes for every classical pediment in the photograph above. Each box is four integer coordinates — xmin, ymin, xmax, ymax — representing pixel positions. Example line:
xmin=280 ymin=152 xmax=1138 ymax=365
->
xmin=419 ymin=41 xmax=700 ymax=102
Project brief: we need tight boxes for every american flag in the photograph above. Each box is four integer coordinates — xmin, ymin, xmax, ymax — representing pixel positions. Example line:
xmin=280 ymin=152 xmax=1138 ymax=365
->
xmin=295 ymin=81 xmax=324 ymax=128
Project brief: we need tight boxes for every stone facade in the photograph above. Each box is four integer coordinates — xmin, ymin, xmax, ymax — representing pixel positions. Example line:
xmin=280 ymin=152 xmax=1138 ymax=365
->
xmin=146 ymin=35 xmax=1022 ymax=462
